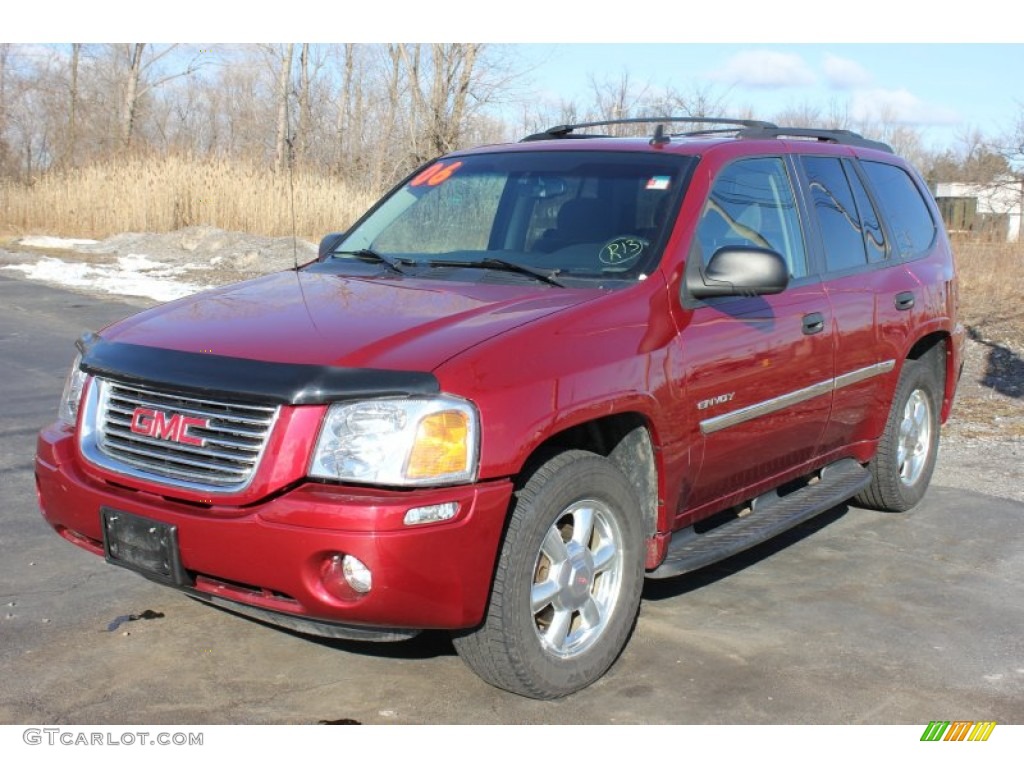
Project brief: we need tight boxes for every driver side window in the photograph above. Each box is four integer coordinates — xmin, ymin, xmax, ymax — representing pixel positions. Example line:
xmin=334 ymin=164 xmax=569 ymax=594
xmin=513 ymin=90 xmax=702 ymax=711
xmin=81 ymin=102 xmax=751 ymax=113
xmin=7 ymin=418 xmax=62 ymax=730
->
xmin=696 ymin=157 xmax=808 ymax=279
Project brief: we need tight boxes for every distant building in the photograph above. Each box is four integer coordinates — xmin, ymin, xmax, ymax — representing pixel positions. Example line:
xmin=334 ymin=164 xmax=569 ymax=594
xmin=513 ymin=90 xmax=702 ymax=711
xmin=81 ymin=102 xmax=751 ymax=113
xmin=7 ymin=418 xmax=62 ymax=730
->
xmin=933 ymin=176 xmax=1023 ymax=242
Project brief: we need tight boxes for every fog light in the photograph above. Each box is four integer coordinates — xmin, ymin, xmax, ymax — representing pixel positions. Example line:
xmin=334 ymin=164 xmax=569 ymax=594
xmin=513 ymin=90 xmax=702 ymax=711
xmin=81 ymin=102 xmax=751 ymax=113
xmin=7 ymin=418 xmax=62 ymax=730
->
xmin=342 ymin=554 xmax=372 ymax=594
xmin=403 ymin=501 xmax=459 ymax=526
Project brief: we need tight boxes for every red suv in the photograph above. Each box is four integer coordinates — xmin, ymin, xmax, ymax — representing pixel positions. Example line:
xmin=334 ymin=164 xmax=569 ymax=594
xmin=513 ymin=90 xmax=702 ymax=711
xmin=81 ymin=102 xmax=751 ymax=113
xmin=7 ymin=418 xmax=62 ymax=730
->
xmin=36 ymin=118 xmax=963 ymax=698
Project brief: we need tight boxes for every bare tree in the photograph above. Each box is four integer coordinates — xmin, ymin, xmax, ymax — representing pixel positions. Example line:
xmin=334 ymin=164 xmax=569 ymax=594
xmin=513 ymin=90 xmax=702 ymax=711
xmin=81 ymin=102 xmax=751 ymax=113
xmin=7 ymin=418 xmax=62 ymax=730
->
xmin=273 ymin=44 xmax=294 ymax=173
xmin=66 ymin=43 xmax=82 ymax=167
xmin=116 ymin=44 xmax=203 ymax=151
xmin=924 ymin=126 xmax=1008 ymax=185
xmin=296 ymin=44 xmax=311 ymax=163
xmin=399 ymin=43 xmax=484 ymax=160
xmin=431 ymin=43 xmax=481 ymax=153
xmin=0 ymin=42 xmax=531 ymax=192
xmin=657 ymin=83 xmax=731 ymax=130
xmin=120 ymin=44 xmax=146 ymax=149
xmin=588 ymin=70 xmax=651 ymax=134
xmin=0 ymin=44 xmax=11 ymax=174
xmin=773 ymin=100 xmax=823 ymax=128
xmin=988 ymin=106 xmax=1024 ymax=242
xmin=334 ymin=43 xmax=359 ymax=173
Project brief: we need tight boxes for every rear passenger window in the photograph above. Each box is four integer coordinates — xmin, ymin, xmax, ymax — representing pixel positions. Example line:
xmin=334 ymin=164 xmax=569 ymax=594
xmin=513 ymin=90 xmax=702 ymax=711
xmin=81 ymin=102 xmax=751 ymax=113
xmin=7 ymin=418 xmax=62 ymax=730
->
xmin=695 ymin=157 xmax=807 ymax=279
xmin=860 ymin=161 xmax=936 ymax=258
xmin=801 ymin=157 xmax=868 ymax=272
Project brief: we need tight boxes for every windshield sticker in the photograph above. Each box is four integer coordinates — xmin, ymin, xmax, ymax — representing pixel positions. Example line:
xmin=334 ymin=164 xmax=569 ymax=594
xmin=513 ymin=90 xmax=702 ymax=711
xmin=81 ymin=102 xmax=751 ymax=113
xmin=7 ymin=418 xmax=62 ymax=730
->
xmin=645 ymin=176 xmax=671 ymax=191
xmin=409 ymin=161 xmax=464 ymax=187
xmin=599 ymin=236 xmax=647 ymax=267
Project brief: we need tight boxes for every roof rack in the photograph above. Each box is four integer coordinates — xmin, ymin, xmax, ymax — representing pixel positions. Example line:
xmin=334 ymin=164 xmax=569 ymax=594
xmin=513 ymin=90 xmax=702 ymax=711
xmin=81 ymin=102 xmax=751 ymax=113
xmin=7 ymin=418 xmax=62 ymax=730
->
xmin=520 ymin=116 xmax=778 ymax=142
xmin=735 ymin=126 xmax=893 ymax=153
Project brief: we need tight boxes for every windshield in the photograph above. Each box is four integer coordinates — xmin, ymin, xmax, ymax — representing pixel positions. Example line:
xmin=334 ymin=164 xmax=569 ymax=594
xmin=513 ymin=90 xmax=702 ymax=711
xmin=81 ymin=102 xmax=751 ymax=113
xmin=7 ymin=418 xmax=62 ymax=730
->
xmin=324 ymin=150 xmax=695 ymax=286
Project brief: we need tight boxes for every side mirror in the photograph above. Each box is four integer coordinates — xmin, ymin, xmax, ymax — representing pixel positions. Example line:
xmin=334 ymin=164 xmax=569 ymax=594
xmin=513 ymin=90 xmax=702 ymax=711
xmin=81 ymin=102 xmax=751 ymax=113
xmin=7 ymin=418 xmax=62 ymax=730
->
xmin=318 ymin=232 xmax=347 ymax=260
xmin=687 ymin=246 xmax=789 ymax=299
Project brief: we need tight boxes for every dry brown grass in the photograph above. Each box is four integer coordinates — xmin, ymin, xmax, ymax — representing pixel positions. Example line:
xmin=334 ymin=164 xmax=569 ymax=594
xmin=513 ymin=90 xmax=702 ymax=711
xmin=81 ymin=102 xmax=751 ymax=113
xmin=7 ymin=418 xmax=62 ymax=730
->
xmin=946 ymin=237 xmax=1024 ymax=438
xmin=0 ymin=156 xmax=377 ymax=240
xmin=953 ymin=237 xmax=1024 ymax=332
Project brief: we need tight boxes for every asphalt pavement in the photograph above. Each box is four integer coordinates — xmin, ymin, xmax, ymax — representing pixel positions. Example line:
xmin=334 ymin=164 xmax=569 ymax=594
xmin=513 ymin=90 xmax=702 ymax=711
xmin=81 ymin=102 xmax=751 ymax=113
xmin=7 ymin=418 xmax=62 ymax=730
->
xmin=1 ymin=273 xmax=1021 ymax=725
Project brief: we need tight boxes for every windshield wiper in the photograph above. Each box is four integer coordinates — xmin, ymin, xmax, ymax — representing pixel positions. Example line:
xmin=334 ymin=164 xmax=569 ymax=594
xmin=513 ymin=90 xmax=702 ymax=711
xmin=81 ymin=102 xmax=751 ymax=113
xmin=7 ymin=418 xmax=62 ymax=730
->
xmin=331 ymin=248 xmax=408 ymax=275
xmin=424 ymin=258 xmax=565 ymax=287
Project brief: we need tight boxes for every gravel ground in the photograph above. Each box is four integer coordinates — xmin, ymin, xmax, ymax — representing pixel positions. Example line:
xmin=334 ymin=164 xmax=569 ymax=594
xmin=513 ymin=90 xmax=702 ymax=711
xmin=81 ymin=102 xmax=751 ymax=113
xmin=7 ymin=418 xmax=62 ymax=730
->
xmin=937 ymin=318 xmax=1024 ymax=504
xmin=2 ymin=226 xmax=1021 ymax=504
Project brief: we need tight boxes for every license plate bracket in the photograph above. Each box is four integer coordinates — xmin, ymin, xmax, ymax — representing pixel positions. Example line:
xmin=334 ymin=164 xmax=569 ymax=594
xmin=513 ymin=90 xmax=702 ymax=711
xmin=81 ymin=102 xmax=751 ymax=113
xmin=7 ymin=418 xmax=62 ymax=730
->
xmin=101 ymin=508 xmax=190 ymax=586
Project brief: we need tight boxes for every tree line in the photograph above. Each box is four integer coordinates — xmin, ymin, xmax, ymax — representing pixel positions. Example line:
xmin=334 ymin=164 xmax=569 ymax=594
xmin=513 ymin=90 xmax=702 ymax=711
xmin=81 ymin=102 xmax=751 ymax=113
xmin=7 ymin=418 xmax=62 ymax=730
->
xmin=1 ymin=43 xmax=1020 ymax=195
xmin=0 ymin=43 xmax=510 ymax=191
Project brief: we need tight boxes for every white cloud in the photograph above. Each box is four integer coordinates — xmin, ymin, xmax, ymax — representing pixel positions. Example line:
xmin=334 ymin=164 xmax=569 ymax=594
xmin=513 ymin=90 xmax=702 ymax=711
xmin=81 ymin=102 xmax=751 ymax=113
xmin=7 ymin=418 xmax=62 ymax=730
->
xmin=710 ymin=51 xmax=816 ymax=89
xmin=849 ymin=88 xmax=961 ymax=125
xmin=822 ymin=54 xmax=872 ymax=89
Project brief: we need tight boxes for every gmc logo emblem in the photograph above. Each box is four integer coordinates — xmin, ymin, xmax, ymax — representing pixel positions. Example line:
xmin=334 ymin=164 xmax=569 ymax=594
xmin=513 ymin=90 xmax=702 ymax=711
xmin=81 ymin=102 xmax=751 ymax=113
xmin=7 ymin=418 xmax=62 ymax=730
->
xmin=129 ymin=407 xmax=208 ymax=446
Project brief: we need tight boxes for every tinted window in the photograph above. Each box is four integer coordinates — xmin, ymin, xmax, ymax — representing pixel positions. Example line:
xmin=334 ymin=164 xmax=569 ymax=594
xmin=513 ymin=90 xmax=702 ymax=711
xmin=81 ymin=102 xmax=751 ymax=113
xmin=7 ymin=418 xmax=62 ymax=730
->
xmin=374 ymin=170 xmax=504 ymax=253
xmin=802 ymin=156 xmax=868 ymax=272
xmin=844 ymin=159 xmax=887 ymax=263
xmin=696 ymin=157 xmax=807 ymax=278
xmin=861 ymin=161 xmax=936 ymax=258
xmin=336 ymin=151 xmax=694 ymax=281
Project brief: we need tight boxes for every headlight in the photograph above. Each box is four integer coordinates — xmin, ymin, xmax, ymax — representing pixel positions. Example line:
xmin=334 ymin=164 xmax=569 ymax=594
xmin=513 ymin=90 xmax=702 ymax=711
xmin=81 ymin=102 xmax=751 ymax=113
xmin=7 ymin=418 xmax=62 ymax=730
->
xmin=309 ymin=396 xmax=479 ymax=486
xmin=58 ymin=353 xmax=89 ymax=427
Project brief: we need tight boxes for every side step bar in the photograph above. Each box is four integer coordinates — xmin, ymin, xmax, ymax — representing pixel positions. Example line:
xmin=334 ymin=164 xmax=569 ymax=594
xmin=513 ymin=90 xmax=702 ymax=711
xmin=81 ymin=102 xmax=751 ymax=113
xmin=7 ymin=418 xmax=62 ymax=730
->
xmin=648 ymin=459 xmax=871 ymax=579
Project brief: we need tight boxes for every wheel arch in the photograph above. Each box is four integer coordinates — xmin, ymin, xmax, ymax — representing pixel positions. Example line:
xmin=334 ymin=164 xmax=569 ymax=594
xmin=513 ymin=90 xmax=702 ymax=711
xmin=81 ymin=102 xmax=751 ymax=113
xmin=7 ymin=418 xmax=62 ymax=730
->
xmin=905 ymin=331 xmax=954 ymax=422
xmin=523 ymin=412 xmax=663 ymax=549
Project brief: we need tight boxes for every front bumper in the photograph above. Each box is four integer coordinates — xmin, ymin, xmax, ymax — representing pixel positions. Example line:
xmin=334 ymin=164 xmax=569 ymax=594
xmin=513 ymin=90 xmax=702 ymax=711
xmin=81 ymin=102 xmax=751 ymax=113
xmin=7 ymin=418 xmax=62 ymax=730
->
xmin=35 ymin=423 xmax=513 ymax=634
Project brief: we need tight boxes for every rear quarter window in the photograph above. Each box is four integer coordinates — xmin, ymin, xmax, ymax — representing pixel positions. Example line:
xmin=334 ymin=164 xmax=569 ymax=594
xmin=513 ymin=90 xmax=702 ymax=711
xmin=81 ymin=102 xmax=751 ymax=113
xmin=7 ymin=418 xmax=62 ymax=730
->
xmin=860 ymin=161 xmax=937 ymax=259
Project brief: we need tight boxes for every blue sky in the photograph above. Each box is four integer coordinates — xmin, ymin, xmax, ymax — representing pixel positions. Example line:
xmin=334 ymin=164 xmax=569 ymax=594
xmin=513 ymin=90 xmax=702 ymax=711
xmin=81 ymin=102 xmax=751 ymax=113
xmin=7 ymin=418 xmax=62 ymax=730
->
xmin=10 ymin=2 xmax=1024 ymax=152
xmin=509 ymin=44 xmax=1024 ymax=150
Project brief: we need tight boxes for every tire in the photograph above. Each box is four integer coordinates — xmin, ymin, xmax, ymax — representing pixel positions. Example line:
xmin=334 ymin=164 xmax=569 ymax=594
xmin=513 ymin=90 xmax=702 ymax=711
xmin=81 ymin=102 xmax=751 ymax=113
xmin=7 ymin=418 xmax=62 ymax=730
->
xmin=856 ymin=359 xmax=941 ymax=512
xmin=452 ymin=450 xmax=645 ymax=699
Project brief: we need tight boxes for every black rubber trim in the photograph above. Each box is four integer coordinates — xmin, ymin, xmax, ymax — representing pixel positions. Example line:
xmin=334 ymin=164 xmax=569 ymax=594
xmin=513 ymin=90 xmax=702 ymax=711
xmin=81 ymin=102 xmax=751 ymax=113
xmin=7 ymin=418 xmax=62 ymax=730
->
xmin=736 ymin=126 xmax=893 ymax=153
xmin=520 ymin=116 xmax=777 ymax=142
xmin=189 ymin=591 xmax=421 ymax=642
xmin=77 ymin=334 xmax=439 ymax=406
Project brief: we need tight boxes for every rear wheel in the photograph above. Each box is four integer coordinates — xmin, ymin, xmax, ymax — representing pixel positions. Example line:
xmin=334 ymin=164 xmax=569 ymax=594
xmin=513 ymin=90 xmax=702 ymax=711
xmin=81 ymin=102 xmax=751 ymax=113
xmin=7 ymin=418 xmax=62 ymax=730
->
xmin=452 ymin=451 xmax=644 ymax=699
xmin=857 ymin=359 xmax=940 ymax=512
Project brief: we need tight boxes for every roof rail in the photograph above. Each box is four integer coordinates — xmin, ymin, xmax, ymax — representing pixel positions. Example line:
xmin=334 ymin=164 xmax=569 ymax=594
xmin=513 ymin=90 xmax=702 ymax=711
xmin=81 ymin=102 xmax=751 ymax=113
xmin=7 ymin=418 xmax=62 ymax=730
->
xmin=736 ymin=126 xmax=893 ymax=153
xmin=520 ymin=116 xmax=778 ymax=142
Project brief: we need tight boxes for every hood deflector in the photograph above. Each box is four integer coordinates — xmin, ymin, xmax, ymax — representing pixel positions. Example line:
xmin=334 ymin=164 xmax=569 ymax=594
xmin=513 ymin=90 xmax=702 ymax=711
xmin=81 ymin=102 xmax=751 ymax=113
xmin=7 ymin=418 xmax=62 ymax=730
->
xmin=77 ymin=334 xmax=440 ymax=406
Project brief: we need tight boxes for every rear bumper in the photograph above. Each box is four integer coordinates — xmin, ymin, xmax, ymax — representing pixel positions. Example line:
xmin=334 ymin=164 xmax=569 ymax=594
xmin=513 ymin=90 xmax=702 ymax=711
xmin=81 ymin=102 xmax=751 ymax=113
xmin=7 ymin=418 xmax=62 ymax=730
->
xmin=35 ymin=423 xmax=512 ymax=633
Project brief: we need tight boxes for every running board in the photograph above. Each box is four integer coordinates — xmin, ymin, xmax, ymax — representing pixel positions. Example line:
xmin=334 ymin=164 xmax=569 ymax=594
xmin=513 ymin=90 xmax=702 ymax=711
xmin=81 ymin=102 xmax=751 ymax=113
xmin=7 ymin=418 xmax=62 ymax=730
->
xmin=648 ymin=459 xmax=871 ymax=579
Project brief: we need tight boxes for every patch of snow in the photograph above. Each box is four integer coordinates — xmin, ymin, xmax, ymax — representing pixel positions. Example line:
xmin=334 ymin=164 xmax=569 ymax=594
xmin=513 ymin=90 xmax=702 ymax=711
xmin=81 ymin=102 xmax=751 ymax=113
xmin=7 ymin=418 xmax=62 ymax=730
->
xmin=117 ymin=253 xmax=189 ymax=275
xmin=2 ymin=256 xmax=207 ymax=302
xmin=18 ymin=235 xmax=100 ymax=250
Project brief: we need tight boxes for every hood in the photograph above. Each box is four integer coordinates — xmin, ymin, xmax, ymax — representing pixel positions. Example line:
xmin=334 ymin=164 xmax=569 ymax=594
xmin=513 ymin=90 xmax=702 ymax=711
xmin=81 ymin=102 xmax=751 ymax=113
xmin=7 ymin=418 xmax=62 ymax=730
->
xmin=101 ymin=270 xmax=603 ymax=372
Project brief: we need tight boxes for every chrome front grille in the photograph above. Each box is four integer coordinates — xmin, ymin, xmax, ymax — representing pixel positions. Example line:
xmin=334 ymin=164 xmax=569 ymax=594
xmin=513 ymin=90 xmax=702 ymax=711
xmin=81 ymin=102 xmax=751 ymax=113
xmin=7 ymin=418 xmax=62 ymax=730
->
xmin=83 ymin=378 xmax=278 ymax=492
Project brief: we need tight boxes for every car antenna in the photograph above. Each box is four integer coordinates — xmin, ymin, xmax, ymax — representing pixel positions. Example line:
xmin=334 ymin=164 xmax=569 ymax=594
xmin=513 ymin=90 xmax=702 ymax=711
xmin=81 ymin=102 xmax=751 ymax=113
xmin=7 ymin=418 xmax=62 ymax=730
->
xmin=285 ymin=129 xmax=299 ymax=272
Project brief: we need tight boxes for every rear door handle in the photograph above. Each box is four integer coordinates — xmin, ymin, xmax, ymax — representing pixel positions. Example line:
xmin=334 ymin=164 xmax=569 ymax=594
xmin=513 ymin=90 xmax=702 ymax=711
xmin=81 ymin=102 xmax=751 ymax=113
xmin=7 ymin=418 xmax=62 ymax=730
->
xmin=895 ymin=291 xmax=915 ymax=311
xmin=802 ymin=312 xmax=825 ymax=335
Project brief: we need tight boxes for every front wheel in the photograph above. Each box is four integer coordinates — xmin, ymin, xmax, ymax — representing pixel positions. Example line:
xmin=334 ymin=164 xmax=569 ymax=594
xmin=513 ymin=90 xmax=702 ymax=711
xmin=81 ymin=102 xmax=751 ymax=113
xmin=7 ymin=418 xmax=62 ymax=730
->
xmin=856 ymin=359 xmax=941 ymax=512
xmin=452 ymin=451 xmax=644 ymax=699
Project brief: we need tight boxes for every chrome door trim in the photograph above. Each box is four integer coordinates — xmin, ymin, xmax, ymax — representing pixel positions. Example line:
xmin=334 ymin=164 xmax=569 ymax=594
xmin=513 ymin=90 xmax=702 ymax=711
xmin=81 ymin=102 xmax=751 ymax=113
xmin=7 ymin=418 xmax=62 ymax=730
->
xmin=699 ymin=360 xmax=896 ymax=435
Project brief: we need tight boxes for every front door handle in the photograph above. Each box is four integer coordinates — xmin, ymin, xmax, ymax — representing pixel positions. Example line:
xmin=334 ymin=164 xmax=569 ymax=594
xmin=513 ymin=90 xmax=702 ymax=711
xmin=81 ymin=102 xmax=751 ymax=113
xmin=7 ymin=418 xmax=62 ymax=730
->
xmin=895 ymin=291 xmax=915 ymax=311
xmin=802 ymin=312 xmax=825 ymax=335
